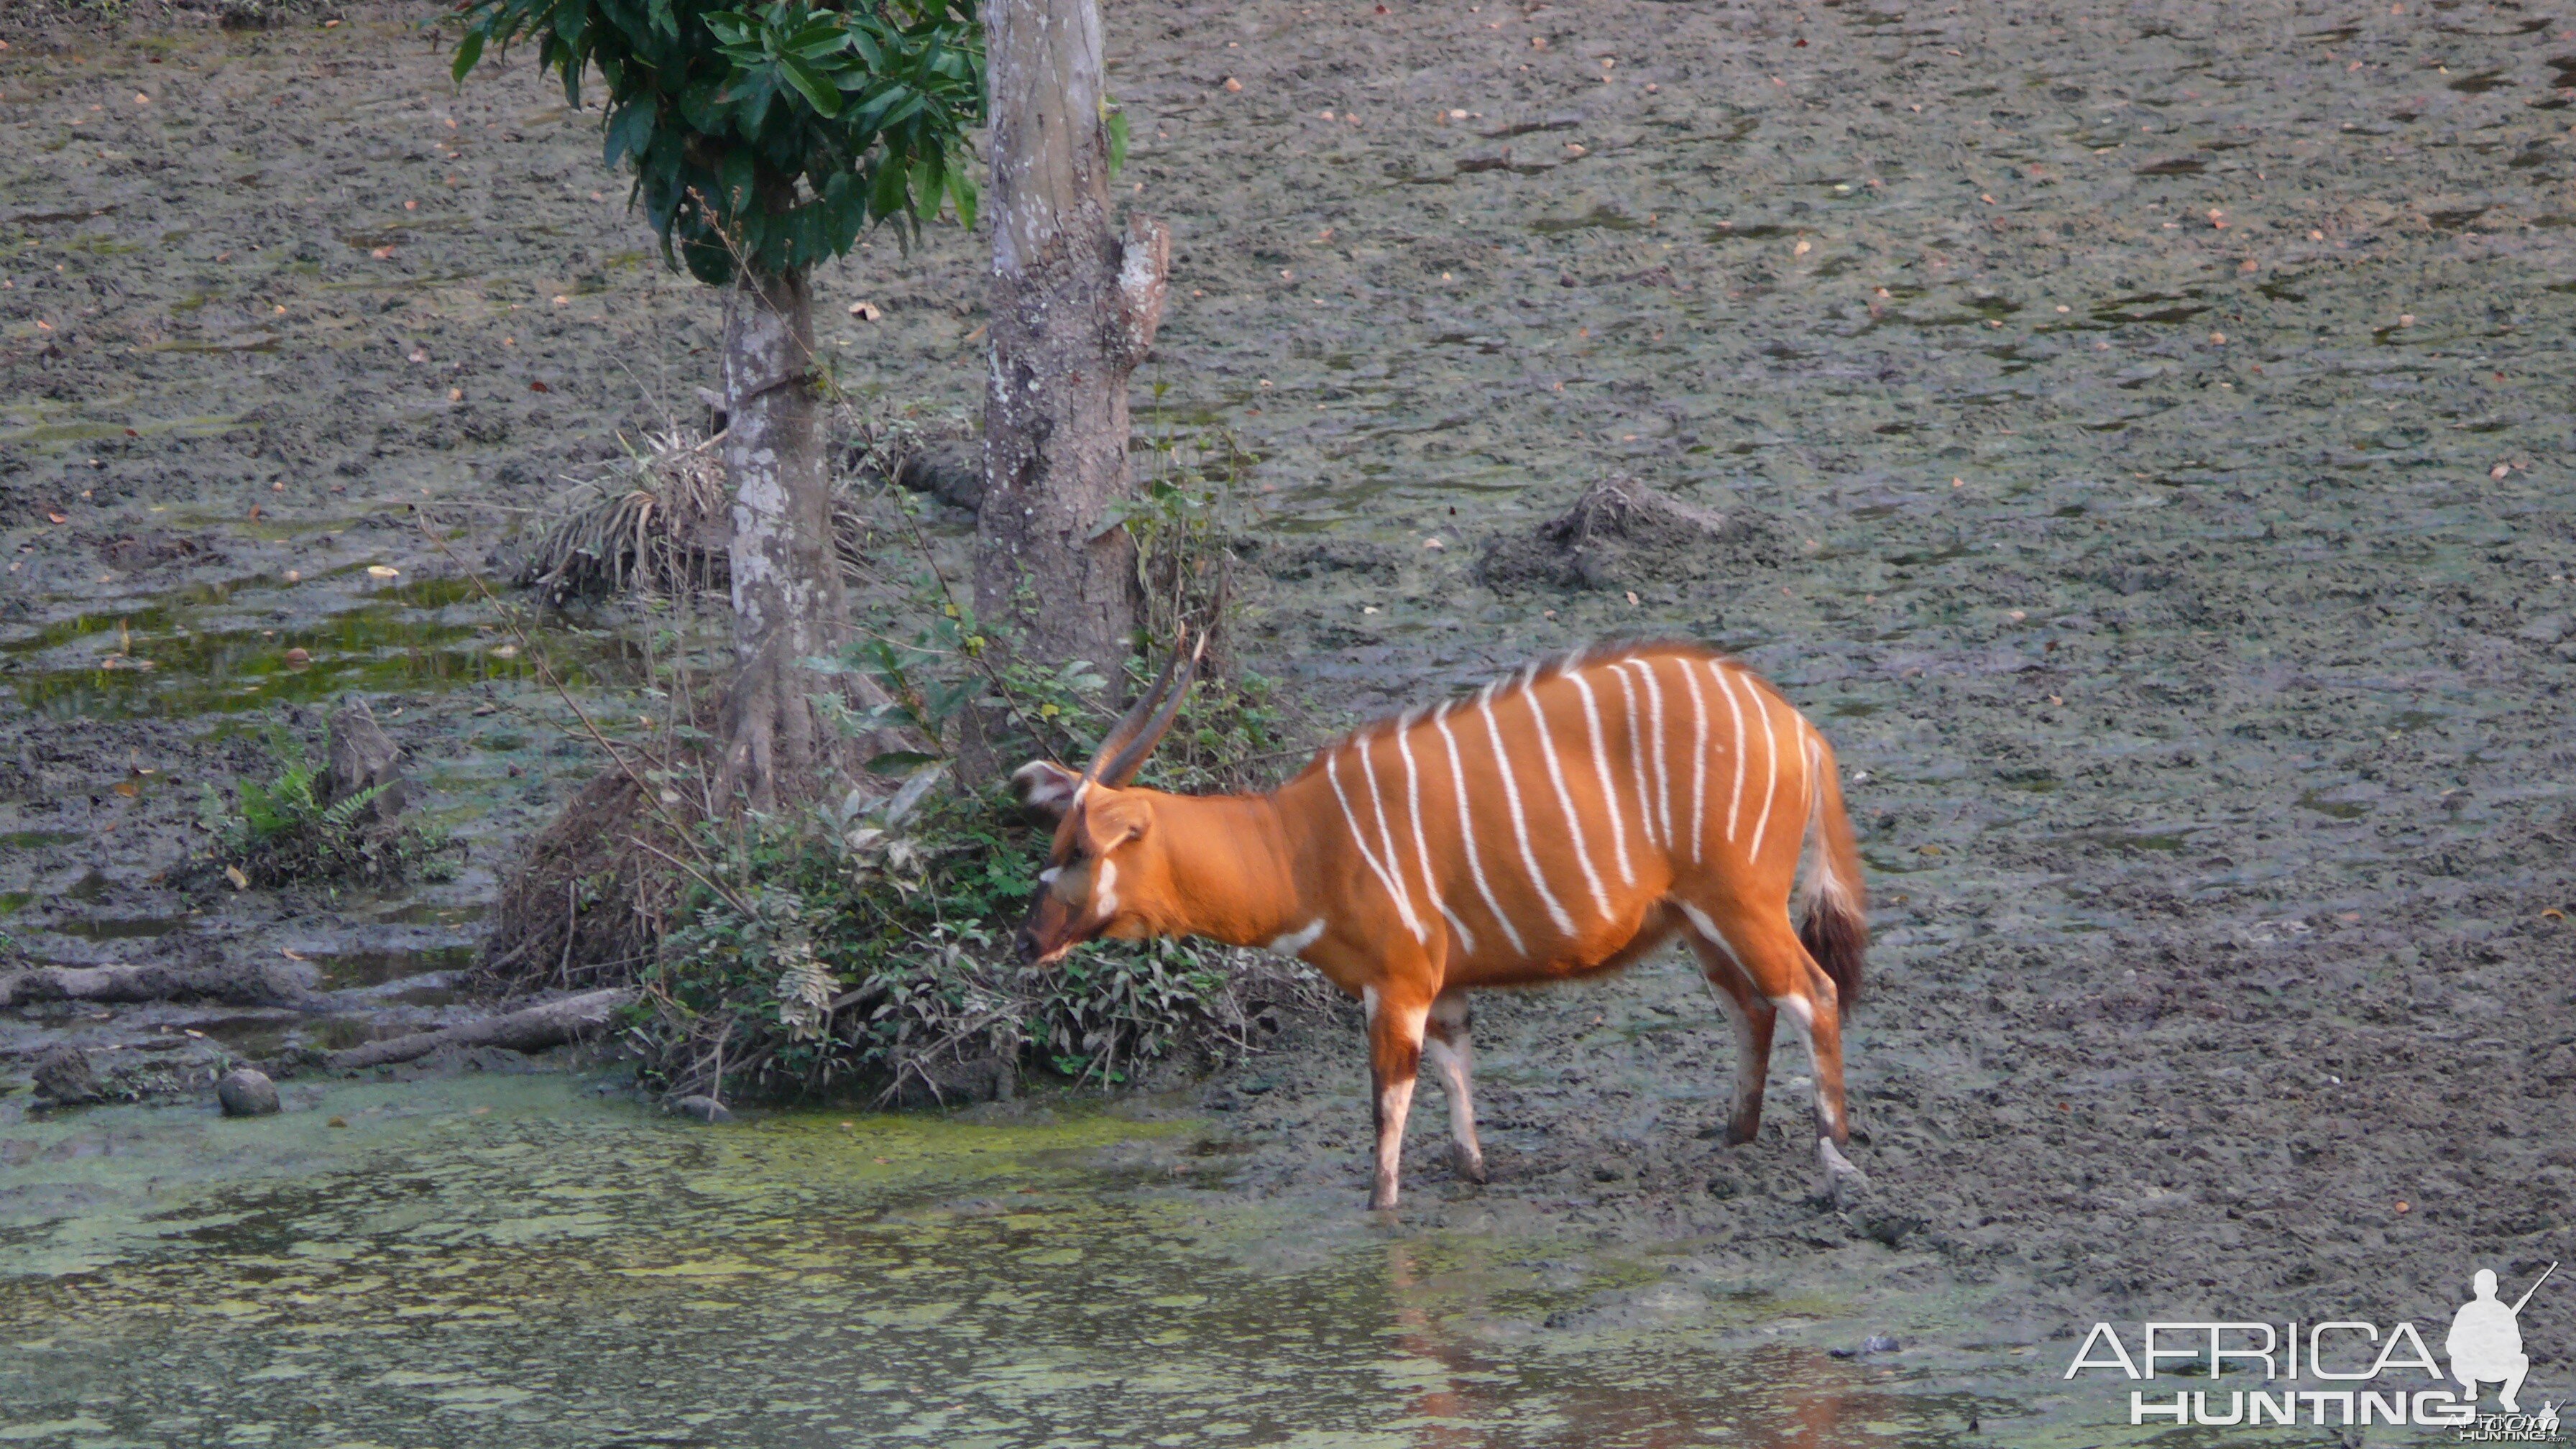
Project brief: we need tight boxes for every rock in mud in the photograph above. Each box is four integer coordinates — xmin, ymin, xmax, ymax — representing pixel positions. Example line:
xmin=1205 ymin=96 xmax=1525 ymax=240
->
xmin=32 ymin=1044 xmax=103 ymax=1105
xmin=216 ymin=1067 xmax=280 ymax=1118
xmin=1478 ymin=475 xmax=1781 ymax=595
xmin=670 ymin=1095 xmax=732 ymax=1123
xmin=321 ymin=697 xmax=405 ymax=827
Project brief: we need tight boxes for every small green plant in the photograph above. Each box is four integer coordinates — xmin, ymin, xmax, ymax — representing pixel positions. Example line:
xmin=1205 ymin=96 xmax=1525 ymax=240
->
xmin=198 ymin=728 xmax=455 ymax=888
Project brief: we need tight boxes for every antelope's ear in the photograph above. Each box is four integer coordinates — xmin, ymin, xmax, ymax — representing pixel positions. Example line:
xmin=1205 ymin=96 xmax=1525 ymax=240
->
xmin=1080 ymin=791 xmax=1154 ymax=853
xmin=1011 ymin=760 xmax=1085 ymax=824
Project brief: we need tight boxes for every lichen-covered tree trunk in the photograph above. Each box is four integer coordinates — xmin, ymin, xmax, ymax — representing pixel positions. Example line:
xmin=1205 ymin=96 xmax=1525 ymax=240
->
xmin=714 ymin=268 xmax=869 ymax=813
xmin=975 ymin=0 xmax=1169 ymax=702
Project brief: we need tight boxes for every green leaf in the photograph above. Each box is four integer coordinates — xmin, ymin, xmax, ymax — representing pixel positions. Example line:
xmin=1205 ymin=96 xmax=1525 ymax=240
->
xmin=603 ymin=101 xmax=655 ymax=168
xmin=451 ymin=28 xmax=486 ymax=82
xmin=1104 ymin=102 xmax=1128 ymax=179
xmin=944 ymin=162 xmax=977 ymax=230
xmin=864 ymin=750 xmax=944 ymax=776
xmin=868 ymin=156 xmax=908 ymax=220
xmin=720 ymin=147 xmax=758 ymax=214
xmin=778 ymin=53 xmax=841 ymax=116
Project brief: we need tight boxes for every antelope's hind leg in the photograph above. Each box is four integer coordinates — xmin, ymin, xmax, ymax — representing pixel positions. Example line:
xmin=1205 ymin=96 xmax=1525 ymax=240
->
xmin=1684 ymin=932 xmax=1776 ymax=1148
xmin=1363 ymin=985 xmax=1431 ymax=1210
xmin=1686 ymin=906 xmax=1869 ymax=1202
xmin=1422 ymin=990 xmax=1487 ymax=1184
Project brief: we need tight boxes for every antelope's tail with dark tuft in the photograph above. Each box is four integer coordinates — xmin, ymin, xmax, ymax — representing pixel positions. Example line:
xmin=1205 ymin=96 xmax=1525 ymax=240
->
xmin=1797 ymin=735 xmax=1869 ymax=1012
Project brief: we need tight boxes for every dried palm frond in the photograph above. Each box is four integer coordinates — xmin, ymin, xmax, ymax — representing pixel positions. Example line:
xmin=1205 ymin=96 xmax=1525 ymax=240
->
xmin=520 ymin=428 xmax=732 ymax=604
xmin=517 ymin=420 xmax=969 ymax=604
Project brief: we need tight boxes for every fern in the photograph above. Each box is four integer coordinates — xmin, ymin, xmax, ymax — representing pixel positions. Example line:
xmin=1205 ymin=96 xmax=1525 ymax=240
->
xmin=200 ymin=719 xmax=451 ymax=888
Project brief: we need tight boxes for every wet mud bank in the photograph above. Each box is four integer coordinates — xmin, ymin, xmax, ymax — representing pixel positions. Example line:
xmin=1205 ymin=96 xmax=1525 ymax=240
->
xmin=4 ymin=0 xmax=2574 ymax=1435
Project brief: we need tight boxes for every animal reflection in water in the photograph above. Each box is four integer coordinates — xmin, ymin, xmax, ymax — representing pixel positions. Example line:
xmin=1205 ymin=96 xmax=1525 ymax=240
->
xmin=1376 ymin=1239 xmax=1876 ymax=1447
xmin=1016 ymin=633 xmax=1869 ymax=1210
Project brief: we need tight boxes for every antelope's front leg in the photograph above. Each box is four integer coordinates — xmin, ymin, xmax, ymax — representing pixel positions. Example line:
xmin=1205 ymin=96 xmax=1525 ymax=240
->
xmin=1363 ymin=985 xmax=1431 ymax=1210
xmin=1422 ymin=990 xmax=1486 ymax=1184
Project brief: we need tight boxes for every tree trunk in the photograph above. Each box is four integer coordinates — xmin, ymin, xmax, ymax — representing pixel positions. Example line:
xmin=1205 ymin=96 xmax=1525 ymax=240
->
xmin=714 ymin=268 xmax=865 ymax=812
xmin=975 ymin=0 xmax=1171 ymax=711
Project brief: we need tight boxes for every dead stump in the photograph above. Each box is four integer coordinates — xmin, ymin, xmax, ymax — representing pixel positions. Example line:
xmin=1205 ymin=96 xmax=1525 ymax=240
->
xmin=322 ymin=697 xmax=406 ymax=827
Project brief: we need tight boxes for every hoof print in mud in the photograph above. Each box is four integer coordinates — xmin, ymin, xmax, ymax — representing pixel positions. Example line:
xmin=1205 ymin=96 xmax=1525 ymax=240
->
xmin=1478 ymin=475 xmax=1781 ymax=595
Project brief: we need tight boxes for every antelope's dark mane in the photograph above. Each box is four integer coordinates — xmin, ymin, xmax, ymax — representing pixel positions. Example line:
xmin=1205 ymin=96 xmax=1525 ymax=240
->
xmin=1284 ymin=638 xmax=1778 ymax=786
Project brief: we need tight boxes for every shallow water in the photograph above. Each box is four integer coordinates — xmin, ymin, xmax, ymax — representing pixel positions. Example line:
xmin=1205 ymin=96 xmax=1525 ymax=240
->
xmin=0 ymin=1076 xmax=2010 ymax=1448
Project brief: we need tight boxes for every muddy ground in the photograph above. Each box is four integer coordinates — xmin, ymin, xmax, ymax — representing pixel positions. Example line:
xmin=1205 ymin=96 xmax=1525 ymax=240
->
xmin=4 ymin=0 xmax=2574 ymax=1410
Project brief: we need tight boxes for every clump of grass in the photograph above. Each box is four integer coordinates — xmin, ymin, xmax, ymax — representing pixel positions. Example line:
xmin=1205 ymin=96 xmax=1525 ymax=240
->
xmin=196 ymin=727 xmax=456 ymax=889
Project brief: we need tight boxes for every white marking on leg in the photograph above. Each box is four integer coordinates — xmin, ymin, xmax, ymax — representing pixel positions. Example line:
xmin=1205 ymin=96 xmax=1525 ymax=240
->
xmin=1363 ymin=983 xmax=1381 ymax=1024
xmin=1476 ymin=684 xmax=1577 ymax=937
xmin=1522 ymin=683 xmax=1611 ymax=921
xmin=1566 ymin=669 xmax=1636 ymax=886
xmin=1767 ymin=993 xmax=1842 ymax=1138
xmin=1327 ymin=748 xmax=1427 ymax=942
xmin=1038 ymin=866 xmax=1062 ymax=886
xmin=1396 ymin=715 xmax=1475 ymax=955
xmin=1612 ymin=662 xmax=1658 ymax=848
xmin=1747 ymin=691 xmax=1787 ymax=863
xmin=1434 ymin=709 xmax=1527 ymax=955
xmin=1357 ymin=734 xmax=1430 ymax=944
xmin=1711 ymin=663 xmax=1749 ymax=845
xmin=1375 ymin=1075 xmax=1417 ymax=1202
xmin=1682 ymin=657 xmax=1711 ymax=865
xmin=1422 ymin=1033 xmax=1482 ymax=1169
xmin=1268 ymin=917 xmax=1328 ymax=957
xmin=1633 ymin=658 xmax=1675 ymax=850
xmin=1094 ymin=859 xmax=1118 ymax=916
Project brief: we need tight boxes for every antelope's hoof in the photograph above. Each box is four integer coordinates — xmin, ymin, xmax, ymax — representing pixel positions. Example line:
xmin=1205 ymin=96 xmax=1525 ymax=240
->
xmin=1368 ymin=1190 xmax=1400 ymax=1212
xmin=1817 ymin=1137 xmax=1872 ymax=1207
xmin=1453 ymin=1145 xmax=1489 ymax=1184
xmin=1724 ymin=1118 xmax=1762 ymax=1148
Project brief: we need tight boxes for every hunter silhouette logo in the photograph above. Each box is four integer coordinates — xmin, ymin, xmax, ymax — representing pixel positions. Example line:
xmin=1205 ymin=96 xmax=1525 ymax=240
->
xmin=2063 ymin=1260 xmax=2562 ymax=1435
xmin=2451 ymin=1264 xmax=2554 ymax=1412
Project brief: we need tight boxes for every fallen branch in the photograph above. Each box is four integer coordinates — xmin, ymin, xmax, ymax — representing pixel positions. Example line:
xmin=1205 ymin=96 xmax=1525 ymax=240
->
xmin=324 ymin=988 xmax=635 ymax=1071
xmin=0 ymin=964 xmax=297 ymax=1009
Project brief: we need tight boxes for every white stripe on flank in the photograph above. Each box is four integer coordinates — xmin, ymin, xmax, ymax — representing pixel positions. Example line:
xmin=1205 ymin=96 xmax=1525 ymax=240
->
xmin=1395 ymin=712 xmax=1477 ymax=955
xmin=1433 ymin=707 xmax=1527 ymax=955
xmin=1522 ymin=679 xmax=1611 ymax=920
xmin=1356 ymin=732 xmax=1427 ymax=942
xmin=1565 ymin=669 xmax=1634 ymax=885
xmin=1634 ymin=658 xmax=1674 ymax=851
xmin=1747 ymin=689 xmax=1785 ymax=862
xmin=1681 ymin=656 xmax=1711 ymax=865
xmin=1326 ymin=748 xmax=1427 ymax=942
xmin=1612 ymin=662 xmax=1657 ymax=847
xmin=1476 ymin=684 xmax=1577 ymax=937
xmin=1711 ymin=662 xmax=1749 ymax=844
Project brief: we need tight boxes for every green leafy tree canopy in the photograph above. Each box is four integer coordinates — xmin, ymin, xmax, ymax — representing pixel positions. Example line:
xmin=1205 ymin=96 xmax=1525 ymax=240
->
xmin=453 ymin=0 xmax=985 ymax=283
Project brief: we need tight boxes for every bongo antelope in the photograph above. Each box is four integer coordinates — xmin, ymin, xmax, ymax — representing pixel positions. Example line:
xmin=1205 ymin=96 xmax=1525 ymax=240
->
xmin=1013 ymin=635 xmax=1869 ymax=1210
